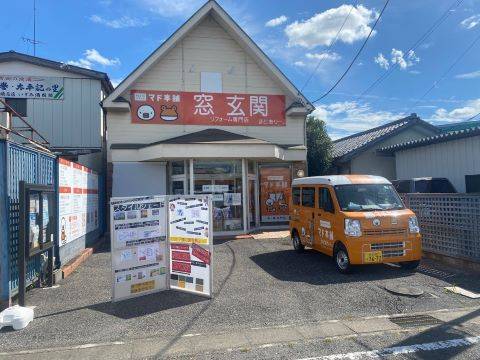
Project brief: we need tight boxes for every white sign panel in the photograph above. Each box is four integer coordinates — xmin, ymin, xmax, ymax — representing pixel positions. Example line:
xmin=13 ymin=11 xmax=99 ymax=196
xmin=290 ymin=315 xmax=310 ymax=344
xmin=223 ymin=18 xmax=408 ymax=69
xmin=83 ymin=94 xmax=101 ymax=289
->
xmin=168 ymin=196 xmax=212 ymax=297
xmin=110 ymin=196 xmax=168 ymax=302
xmin=0 ymin=75 xmax=64 ymax=99
xmin=58 ymin=158 xmax=98 ymax=246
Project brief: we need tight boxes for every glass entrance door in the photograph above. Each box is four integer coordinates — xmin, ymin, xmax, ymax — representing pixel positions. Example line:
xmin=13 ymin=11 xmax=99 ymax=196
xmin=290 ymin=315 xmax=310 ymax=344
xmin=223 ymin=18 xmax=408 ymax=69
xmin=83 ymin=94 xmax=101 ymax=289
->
xmin=248 ymin=178 xmax=257 ymax=229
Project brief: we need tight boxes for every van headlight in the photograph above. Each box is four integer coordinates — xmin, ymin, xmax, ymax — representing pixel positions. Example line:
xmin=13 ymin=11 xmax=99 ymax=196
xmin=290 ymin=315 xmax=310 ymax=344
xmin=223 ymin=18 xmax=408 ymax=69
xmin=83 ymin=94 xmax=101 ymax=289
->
xmin=408 ymin=216 xmax=420 ymax=233
xmin=344 ymin=219 xmax=362 ymax=237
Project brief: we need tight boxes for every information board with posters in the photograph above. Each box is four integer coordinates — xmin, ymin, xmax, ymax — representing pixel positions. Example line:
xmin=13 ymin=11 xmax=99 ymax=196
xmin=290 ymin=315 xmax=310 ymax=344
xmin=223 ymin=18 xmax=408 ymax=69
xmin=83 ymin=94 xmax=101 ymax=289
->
xmin=168 ymin=196 xmax=212 ymax=297
xmin=0 ymin=75 xmax=64 ymax=99
xmin=110 ymin=196 xmax=168 ymax=302
xmin=260 ymin=167 xmax=291 ymax=222
xmin=58 ymin=158 xmax=98 ymax=246
xmin=109 ymin=195 xmax=213 ymax=302
xmin=131 ymin=90 xmax=285 ymax=126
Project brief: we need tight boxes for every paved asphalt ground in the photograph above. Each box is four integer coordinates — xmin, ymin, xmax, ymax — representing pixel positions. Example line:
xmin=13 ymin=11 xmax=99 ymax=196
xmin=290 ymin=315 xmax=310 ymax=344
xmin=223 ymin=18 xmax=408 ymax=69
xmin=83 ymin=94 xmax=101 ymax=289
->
xmin=1 ymin=236 xmax=480 ymax=359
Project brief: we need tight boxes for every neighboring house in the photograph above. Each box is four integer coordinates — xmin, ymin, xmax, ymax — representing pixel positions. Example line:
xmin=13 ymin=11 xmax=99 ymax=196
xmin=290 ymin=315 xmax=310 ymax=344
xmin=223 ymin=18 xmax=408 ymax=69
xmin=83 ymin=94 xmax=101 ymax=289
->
xmin=331 ymin=114 xmax=439 ymax=180
xmin=380 ymin=125 xmax=480 ymax=193
xmin=102 ymin=0 xmax=313 ymax=235
xmin=0 ymin=51 xmax=113 ymax=171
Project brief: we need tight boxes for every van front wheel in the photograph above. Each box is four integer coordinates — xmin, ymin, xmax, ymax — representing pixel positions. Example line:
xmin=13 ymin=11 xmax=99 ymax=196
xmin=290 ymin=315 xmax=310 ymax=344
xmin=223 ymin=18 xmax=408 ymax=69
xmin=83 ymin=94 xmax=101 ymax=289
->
xmin=292 ymin=232 xmax=304 ymax=253
xmin=334 ymin=244 xmax=352 ymax=274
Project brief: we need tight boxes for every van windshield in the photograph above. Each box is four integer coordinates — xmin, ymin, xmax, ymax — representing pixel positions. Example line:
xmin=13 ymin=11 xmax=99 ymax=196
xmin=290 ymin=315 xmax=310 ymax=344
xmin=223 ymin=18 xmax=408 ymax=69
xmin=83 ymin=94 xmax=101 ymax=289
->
xmin=334 ymin=184 xmax=404 ymax=211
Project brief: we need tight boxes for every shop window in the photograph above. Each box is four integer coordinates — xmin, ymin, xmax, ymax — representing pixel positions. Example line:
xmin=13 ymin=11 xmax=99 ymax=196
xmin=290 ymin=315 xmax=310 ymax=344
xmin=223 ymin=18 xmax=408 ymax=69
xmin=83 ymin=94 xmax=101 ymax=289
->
xmin=301 ymin=187 xmax=315 ymax=208
xmin=466 ymin=175 xmax=480 ymax=193
xmin=292 ymin=187 xmax=301 ymax=205
xmin=193 ymin=160 xmax=242 ymax=232
xmin=5 ymin=98 xmax=27 ymax=117
xmin=171 ymin=161 xmax=185 ymax=175
xmin=200 ymin=72 xmax=222 ymax=93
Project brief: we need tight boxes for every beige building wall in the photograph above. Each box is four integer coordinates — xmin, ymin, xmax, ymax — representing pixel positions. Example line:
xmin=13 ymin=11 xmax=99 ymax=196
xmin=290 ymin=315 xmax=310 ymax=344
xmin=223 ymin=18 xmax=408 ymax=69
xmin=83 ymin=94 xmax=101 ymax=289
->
xmin=107 ymin=15 xmax=305 ymax=161
xmin=348 ymin=126 xmax=438 ymax=180
xmin=395 ymin=135 xmax=480 ymax=192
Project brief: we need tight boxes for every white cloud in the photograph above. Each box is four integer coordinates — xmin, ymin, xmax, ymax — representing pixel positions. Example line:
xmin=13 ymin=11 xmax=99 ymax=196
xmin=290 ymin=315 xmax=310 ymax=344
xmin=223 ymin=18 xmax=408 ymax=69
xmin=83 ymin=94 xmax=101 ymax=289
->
xmin=294 ymin=61 xmax=306 ymax=67
xmin=265 ymin=15 xmax=287 ymax=27
xmin=138 ymin=0 xmax=203 ymax=17
xmin=374 ymin=49 xmax=420 ymax=70
xmin=311 ymin=101 xmax=406 ymax=139
xmin=374 ymin=53 xmax=389 ymax=69
xmin=67 ymin=49 xmax=120 ymax=69
xmin=305 ymin=52 xmax=341 ymax=61
xmin=460 ymin=14 xmax=480 ymax=29
xmin=89 ymin=15 xmax=149 ymax=28
xmin=429 ymin=99 xmax=480 ymax=123
xmin=111 ymin=78 xmax=123 ymax=88
xmin=455 ymin=70 xmax=480 ymax=79
xmin=285 ymin=5 xmax=378 ymax=49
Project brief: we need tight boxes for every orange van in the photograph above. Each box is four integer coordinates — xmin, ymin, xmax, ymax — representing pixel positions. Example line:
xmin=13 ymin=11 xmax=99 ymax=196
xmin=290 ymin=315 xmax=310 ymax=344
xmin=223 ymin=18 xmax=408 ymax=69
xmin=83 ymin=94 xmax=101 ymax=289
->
xmin=289 ymin=175 xmax=421 ymax=273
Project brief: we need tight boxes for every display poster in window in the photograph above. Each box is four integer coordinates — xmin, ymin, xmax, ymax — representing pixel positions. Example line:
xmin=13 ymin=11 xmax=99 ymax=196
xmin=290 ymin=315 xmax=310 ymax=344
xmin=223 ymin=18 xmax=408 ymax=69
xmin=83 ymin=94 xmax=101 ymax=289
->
xmin=0 ymin=75 xmax=64 ymax=99
xmin=131 ymin=90 xmax=285 ymax=126
xmin=168 ymin=196 xmax=212 ymax=297
xmin=110 ymin=196 xmax=168 ymax=302
xmin=58 ymin=158 xmax=98 ymax=246
xmin=260 ymin=167 xmax=291 ymax=222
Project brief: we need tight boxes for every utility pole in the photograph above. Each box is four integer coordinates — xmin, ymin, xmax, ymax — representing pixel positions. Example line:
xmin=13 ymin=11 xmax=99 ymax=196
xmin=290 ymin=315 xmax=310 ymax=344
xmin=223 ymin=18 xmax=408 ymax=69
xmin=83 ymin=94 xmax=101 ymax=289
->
xmin=22 ymin=0 xmax=42 ymax=55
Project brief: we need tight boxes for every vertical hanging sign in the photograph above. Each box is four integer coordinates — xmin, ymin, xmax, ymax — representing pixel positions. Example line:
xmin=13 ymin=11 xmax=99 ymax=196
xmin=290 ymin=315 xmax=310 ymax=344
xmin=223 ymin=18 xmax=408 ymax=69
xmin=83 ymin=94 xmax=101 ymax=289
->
xmin=110 ymin=196 xmax=168 ymax=302
xmin=168 ymin=196 xmax=213 ymax=297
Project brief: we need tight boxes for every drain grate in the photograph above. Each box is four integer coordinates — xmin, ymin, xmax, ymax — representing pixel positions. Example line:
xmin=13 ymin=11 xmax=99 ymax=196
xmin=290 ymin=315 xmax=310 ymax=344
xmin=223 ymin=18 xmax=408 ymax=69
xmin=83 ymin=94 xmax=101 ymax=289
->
xmin=389 ymin=314 xmax=444 ymax=328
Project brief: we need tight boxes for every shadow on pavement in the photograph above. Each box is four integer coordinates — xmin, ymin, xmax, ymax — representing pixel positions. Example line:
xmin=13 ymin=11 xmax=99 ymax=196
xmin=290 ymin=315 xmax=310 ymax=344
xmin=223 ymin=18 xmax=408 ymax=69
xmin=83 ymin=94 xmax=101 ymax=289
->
xmin=250 ymin=248 xmax=416 ymax=285
xmin=390 ymin=307 xmax=480 ymax=359
xmin=34 ymin=290 xmax=207 ymax=321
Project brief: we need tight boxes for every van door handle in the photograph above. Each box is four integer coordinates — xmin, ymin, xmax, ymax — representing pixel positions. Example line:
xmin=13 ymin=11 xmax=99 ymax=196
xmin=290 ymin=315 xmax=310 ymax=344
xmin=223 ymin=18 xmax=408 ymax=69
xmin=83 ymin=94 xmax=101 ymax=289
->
xmin=311 ymin=212 xmax=315 ymax=219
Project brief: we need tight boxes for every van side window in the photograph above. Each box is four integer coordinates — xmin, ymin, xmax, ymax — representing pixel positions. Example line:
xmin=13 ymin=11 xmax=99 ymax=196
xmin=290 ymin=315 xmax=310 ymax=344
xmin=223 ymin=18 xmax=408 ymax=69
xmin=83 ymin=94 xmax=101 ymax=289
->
xmin=301 ymin=187 xmax=315 ymax=208
xmin=319 ymin=188 xmax=335 ymax=213
xmin=292 ymin=187 xmax=301 ymax=205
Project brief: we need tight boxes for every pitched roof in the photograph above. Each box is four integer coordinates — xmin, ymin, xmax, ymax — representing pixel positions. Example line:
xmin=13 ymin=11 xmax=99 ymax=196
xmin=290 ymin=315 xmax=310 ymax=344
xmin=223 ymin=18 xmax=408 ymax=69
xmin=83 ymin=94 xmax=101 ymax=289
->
xmin=437 ymin=120 xmax=480 ymax=133
xmin=379 ymin=125 xmax=480 ymax=153
xmin=102 ymin=0 xmax=312 ymax=111
xmin=110 ymin=128 xmax=272 ymax=149
xmin=332 ymin=114 xmax=439 ymax=162
xmin=0 ymin=51 xmax=113 ymax=93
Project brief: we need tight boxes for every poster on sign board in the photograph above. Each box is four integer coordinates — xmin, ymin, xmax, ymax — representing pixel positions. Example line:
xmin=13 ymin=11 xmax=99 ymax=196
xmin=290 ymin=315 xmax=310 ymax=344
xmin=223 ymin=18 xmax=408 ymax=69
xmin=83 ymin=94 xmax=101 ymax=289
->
xmin=58 ymin=158 xmax=98 ymax=246
xmin=110 ymin=196 xmax=168 ymax=302
xmin=0 ymin=75 xmax=64 ymax=99
xmin=131 ymin=90 xmax=285 ymax=126
xmin=168 ymin=196 xmax=213 ymax=297
xmin=260 ymin=167 xmax=291 ymax=222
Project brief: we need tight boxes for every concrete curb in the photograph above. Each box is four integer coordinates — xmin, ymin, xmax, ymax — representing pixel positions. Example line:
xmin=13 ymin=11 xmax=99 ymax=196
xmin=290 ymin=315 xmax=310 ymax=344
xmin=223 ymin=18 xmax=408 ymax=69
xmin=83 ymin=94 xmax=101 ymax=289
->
xmin=61 ymin=237 xmax=105 ymax=279
xmin=2 ymin=306 xmax=479 ymax=359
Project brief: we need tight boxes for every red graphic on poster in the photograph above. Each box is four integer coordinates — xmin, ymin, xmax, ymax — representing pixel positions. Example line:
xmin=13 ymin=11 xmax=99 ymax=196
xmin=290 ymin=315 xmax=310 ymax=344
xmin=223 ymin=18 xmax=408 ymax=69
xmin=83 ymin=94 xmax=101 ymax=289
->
xmin=171 ymin=243 xmax=190 ymax=251
xmin=192 ymin=244 xmax=211 ymax=265
xmin=172 ymin=251 xmax=191 ymax=262
xmin=172 ymin=261 xmax=191 ymax=274
xmin=131 ymin=90 xmax=286 ymax=126
xmin=260 ymin=167 xmax=291 ymax=223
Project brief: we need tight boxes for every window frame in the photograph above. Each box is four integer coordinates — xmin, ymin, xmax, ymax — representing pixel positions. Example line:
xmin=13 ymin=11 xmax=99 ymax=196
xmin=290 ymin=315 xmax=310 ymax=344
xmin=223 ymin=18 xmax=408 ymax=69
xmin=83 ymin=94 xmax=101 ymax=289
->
xmin=301 ymin=186 xmax=316 ymax=208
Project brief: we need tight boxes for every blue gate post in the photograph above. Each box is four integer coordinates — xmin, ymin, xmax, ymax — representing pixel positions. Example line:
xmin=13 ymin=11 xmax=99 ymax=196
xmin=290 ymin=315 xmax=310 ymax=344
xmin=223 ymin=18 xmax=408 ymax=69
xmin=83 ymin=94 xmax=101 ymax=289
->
xmin=0 ymin=141 xmax=10 ymax=309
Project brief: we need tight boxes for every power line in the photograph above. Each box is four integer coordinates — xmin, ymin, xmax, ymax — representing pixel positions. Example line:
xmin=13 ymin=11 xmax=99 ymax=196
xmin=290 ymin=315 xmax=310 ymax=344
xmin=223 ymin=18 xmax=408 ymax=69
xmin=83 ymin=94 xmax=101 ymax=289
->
xmin=465 ymin=111 xmax=480 ymax=121
xmin=357 ymin=0 xmax=464 ymax=99
xmin=408 ymin=29 xmax=480 ymax=113
xmin=300 ymin=1 xmax=357 ymax=92
xmin=311 ymin=0 xmax=390 ymax=104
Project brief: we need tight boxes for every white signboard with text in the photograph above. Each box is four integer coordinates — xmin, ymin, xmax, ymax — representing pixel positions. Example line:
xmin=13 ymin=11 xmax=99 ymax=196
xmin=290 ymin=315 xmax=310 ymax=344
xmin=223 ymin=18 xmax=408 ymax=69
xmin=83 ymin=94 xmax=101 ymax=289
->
xmin=58 ymin=158 xmax=99 ymax=246
xmin=0 ymin=75 xmax=64 ymax=99
xmin=168 ymin=196 xmax=212 ymax=297
xmin=109 ymin=195 xmax=213 ymax=302
xmin=110 ymin=196 xmax=168 ymax=302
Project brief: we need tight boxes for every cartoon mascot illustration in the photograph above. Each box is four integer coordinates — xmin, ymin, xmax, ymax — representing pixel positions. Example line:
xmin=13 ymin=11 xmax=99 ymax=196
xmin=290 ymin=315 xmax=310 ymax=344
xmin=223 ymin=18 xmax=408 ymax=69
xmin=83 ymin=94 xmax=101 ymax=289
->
xmin=137 ymin=104 xmax=155 ymax=121
xmin=160 ymin=105 xmax=178 ymax=121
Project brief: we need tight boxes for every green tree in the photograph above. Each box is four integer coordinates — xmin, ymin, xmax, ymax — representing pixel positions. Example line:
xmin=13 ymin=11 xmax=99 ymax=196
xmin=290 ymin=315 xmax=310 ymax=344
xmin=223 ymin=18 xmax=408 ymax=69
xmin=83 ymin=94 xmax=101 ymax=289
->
xmin=306 ymin=115 xmax=332 ymax=176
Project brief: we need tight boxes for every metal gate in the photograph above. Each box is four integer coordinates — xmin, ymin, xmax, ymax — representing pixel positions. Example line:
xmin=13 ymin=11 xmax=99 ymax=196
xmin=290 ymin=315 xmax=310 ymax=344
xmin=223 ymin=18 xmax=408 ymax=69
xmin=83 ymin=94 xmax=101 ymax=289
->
xmin=0 ymin=140 xmax=56 ymax=304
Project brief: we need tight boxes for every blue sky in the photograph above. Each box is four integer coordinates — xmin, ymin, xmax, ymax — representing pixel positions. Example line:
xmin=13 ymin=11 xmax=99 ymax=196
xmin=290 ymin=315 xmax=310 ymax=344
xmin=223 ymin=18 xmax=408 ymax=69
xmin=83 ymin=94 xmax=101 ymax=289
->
xmin=2 ymin=0 xmax=480 ymax=139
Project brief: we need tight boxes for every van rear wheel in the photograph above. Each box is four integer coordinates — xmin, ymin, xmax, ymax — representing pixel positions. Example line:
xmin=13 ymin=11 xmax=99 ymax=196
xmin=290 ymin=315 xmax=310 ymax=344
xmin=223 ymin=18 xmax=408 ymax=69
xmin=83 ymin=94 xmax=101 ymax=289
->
xmin=292 ymin=231 xmax=304 ymax=253
xmin=334 ymin=244 xmax=352 ymax=274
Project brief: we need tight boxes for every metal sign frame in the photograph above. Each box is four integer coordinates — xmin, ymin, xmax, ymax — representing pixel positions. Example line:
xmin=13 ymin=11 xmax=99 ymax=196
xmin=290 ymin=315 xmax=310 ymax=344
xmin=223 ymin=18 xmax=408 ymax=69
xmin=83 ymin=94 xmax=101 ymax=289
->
xmin=18 ymin=181 xmax=56 ymax=306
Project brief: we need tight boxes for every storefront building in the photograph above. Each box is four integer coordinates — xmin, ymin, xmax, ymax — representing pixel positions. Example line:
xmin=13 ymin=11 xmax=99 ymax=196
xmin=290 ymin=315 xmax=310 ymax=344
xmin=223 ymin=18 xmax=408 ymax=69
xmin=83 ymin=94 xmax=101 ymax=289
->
xmin=103 ymin=1 xmax=313 ymax=235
